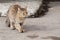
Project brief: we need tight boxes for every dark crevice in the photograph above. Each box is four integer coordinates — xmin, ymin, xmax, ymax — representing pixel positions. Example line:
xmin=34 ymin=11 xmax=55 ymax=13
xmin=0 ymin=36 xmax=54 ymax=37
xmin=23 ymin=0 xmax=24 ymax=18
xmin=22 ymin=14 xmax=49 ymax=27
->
xmin=28 ymin=0 xmax=50 ymax=18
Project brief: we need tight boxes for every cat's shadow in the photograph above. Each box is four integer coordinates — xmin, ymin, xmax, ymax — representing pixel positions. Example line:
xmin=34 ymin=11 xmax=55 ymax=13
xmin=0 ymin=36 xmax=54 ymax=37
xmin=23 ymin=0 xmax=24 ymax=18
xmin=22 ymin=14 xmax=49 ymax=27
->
xmin=23 ymin=25 xmax=47 ymax=32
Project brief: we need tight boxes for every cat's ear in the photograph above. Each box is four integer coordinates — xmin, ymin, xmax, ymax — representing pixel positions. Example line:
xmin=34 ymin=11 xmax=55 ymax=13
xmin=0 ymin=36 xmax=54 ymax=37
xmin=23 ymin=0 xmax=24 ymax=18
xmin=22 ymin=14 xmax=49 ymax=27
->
xmin=18 ymin=8 xmax=21 ymax=11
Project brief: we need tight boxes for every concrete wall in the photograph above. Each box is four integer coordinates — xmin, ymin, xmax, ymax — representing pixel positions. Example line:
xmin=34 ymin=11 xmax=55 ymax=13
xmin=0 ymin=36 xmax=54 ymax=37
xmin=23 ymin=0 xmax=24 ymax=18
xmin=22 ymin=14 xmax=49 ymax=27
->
xmin=0 ymin=0 xmax=42 ymax=16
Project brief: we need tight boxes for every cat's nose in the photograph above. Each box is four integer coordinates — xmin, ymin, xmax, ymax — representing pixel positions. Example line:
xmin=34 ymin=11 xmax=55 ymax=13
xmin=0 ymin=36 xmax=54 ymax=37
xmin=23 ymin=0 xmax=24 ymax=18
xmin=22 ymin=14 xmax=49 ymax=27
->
xmin=25 ymin=17 xmax=27 ymax=18
xmin=25 ymin=16 xmax=28 ymax=18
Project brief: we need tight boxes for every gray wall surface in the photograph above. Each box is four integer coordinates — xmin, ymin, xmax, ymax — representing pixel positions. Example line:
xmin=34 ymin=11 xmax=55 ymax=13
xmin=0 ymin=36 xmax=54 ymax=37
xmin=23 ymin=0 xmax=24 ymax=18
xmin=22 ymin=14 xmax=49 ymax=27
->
xmin=0 ymin=0 xmax=42 ymax=16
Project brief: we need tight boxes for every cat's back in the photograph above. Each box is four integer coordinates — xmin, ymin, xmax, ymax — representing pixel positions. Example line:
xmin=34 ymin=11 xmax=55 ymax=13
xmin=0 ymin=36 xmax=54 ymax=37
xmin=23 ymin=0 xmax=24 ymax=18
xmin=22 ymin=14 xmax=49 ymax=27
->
xmin=8 ymin=4 xmax=21 ymax=16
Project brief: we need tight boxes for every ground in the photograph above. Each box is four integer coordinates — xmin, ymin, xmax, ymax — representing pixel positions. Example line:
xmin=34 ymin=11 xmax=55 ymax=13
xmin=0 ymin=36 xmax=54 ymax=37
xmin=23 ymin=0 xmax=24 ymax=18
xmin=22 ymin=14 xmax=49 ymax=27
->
xmin=0 ymin=2 xmax=60 ymax=40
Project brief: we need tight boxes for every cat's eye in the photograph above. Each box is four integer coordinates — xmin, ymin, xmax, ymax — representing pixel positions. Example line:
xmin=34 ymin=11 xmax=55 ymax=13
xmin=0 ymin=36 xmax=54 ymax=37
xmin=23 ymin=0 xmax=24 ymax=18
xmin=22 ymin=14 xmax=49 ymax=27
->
xmin=23 ymin=13 xmax=25 ymax=15
xmin=23 ymin=12 xmax=27 ymax=15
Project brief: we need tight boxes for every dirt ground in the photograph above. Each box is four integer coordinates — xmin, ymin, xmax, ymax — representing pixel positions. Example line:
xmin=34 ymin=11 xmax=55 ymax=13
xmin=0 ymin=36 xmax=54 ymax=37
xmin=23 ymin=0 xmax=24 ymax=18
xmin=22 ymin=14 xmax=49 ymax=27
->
xmin=0 ymin=2 xmax=60 ymax=40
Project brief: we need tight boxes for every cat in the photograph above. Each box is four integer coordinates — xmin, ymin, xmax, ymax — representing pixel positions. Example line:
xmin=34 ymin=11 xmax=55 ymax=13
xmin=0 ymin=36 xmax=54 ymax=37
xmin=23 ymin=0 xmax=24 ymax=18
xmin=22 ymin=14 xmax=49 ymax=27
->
xmin=6 ymin=4 xmax=28 ymax=33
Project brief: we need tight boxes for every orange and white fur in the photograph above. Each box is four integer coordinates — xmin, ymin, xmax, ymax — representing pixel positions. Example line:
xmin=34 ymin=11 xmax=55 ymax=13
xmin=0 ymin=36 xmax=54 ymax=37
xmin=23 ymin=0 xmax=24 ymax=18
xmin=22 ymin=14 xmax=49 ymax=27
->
xmin=6 ymin=4 xmax=28 ymax=33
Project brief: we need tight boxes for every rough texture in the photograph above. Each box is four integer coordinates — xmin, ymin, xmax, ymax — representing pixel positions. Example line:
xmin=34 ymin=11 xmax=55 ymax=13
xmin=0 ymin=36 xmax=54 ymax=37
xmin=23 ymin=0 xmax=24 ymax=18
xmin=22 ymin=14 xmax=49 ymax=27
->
xmin=0 ymin=2 xmax=60 ymax=40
